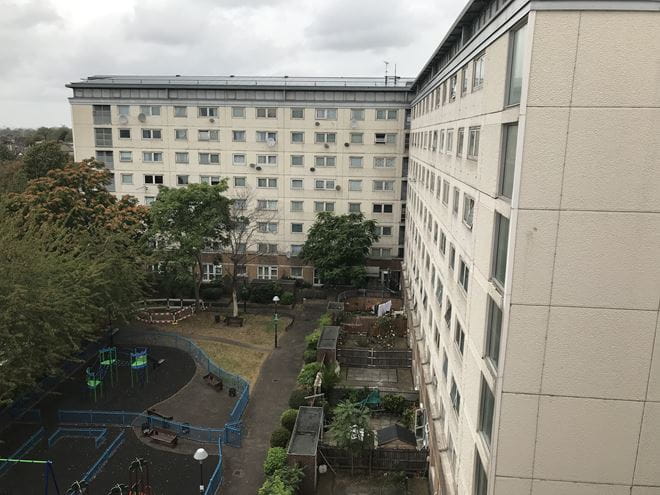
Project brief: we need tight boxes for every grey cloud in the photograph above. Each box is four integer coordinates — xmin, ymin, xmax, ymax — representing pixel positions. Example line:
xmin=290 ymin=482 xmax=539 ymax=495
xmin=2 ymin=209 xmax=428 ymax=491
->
xmin=0 ymin=0 xmax=62 ymax=29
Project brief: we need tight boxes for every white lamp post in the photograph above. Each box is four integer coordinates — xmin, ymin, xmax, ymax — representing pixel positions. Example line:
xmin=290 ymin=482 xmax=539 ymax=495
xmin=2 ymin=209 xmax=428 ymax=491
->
xmin=272 ymin=295 xmax=280 ymax=348
xmin=193 ymin=448 xmax=209 ymax=494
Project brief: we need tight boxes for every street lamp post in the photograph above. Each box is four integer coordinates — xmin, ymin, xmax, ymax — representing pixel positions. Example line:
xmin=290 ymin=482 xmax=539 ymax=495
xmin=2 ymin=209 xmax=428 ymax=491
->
xmin=193 ymin=448 xmax=208 ymax=494
xmin=272 ymin=295 xmax=280 ymax=348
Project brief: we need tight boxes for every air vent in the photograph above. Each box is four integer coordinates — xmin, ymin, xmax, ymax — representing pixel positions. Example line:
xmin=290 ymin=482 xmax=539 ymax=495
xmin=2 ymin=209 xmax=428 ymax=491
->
xmin=209 ymin=117 xmax=215 ymax=123
xmin=314 ymin=122 xmax=320 ymax=126
xmin=309 ymin=167 xmax=315 ymax=172
xmin=249 ymin=163 xmax=256 ymax=168
xmin=335 ymin=185 xmax=341 ymax=191
xmin=137 ymin=113 xmax=146 ymax=122
xmin=255 ymin=166 xmax=262 ymax=171
xmin=344 ymin=142 xmax=349 ymax=147
xmin=324 ymin=143 xmax=329 ymax=149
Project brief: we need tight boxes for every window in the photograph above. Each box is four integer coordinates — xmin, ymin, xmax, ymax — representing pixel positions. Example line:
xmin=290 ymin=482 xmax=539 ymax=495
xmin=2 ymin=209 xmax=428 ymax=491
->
xmin=140 ymin=105 xmax=161 ymax=116
xmin=473 ymin=53 xmax=485 ymax=90
xmin=348 ymin=203 xmax=361 ymax=213
xmin=175 ymin=152 xmax=189 ymax=164
xmin=449 ymin=74 xmax=457 ymax=101
xmin=93 ymin=105 xmax=111 ymax=124
xmin=446 ymin=129 xmax=454 ymax=152
xmin=349 ymin=156 xmax=363 ymax=168
xmin=314 ymin=201 xmax=335 ymax=212
xmin=256 ymin=107 xmax=277 ymax=118
xmin=468 ymin=127 xmax=480 ymax=159
xmin=119 ymin=151 xmax=132 ymax=162
xmin=291 ymin=108 xmax=304 ymax=119
xmin=257 ymin=243 xmax=278 ymax=254
xmin=479 ymin=377 xmax=496 ymax=445
xmin=200 ymin=175 xmax=221 ymax=185
xmin=492 ymin=212 xmax=510 ymax=287
xmin=373 ymin=180 xmax=394 ymax=192
xmin=120 ymin=173 xmax=133 ymax=185
xmin=463 ymin=195 xmax=475 ymax=229
xmin=290 ymin=155 xmax=304 ymax=166
xmin=459 ymin=259 xmax=470 ymax=292
xmin=474 ymin=452 xmax=488 ymax=495
xmin=257 ymin=177 xmax=278 ymax=188
xmin=144 ymin=174 xmax=164 ymax=185
xmin=145 ymin=196 xmax=155 ymax=206
xmin=375 ymin=226 xmax=392 ymax=236
xmin=232 ymin=130 xmax=246 ymax=142
xmin=291 ymin=223 xmax=303 ymax=233
xmin=175 ymin=129 xmax=187 ymax=140
xmin=315 ymin=156 xmax=336 ymax=167
xmin=290 ymin=200 xmax=303 ymax=212
xmin=449 ymin=244 xmax=456 ymax=271
xmin=95 ymin=128 xmax=113 ymax=146
xmin=374 ymin=157 xmax=395 ymax=168
xmin=142 ymin=129 xmax=162 ymax=140
xmin=452 ymin=187 xmax=460 ymax=215
xmin=290 ymin=266 xmax=303 ymax=278
xmin=176 ymin=175 xmax=189 ymax=186
xmin=450 ymin=378 xmax=461 ymax=415
xmin=373 ymin=203 xmax=393 ymax=213
xmin=507 ymin=23 xmax=527 ymax=105
xmin=232 ymin=106 xmax=245 ymax=118
xmin=235 ymin=264 xmax=247 ymax=277
xmin=198 ymin=107 xmax=218 ymax=117
xmin=485 ymin=297 xmax=503 ymax=367
xmin=315 ymin=108 xmax=337 ymax=120
xmin=257 ymin=154 xmax=277 ymax=165
xmin=117 ymin=105 xmax=130 ymax=116
xmin=202 ymin=264 xmax=222 ymax=282
xmin=375 ymin=109 xmax=398 ymax=120
xmin=234 ymin=176 xmax=246 ymax=187
xmin=435 ymin=276 xmax=443 ymax=303
xmin=375 ymin=133 xmax=396 ymax=145
xmin=291 ymin=132 xmax=305 ymax=143
xmin=257 ymin=222 xmax=278 ymax=233
xmin=198 ymin=153 xmax=220 ymax=165
xmin=350 ymin=133 xmax=363 ymax=144
xmin=456 ymin=128 xmax=464 ymax=156
xmin=461 ymin=66 xmax=469 ymax=95
xmin=454 ymin=321 xmax=465 ymax=355
xmin=350 ymin=109 xmax=365 ymax=121
xmin=442 ymin=180 xmax=450 ymax=205
xmin=315 ymin=132 xmax=336 ymax=144
xmin=233 ymin=153 xmax=246 ymax=166
xmin=256 ymin=131 xmax=277 ymax=143
xmin=442 ymin=351 xmax=448 ymax=380
xmin=499 ymin=123 xmax=518 ymax=199
xmin=439 ymin=130 xmax=445 ymax=151
xmin=174 ymin=106 xmax=187 ymax=117
xmin=290 ymin=178 xmax=303 ymax=189
xmin=315 ymin=179 xmax=335 ymax=190
xmin=257 ymin=266 xmax=278 ymax=280
xmin=348 ymin=180 xmax=362 ymax=191
xmin=257 ymin=200 xmax=278 ymax=211
xmin=142 ymin=151 xmax=163 ymax=162
xmin=371 ymin=247 xmax=391 ymax=258
xmin=119 ymin=128 xmax=131 ymax=139
xmin=233 ymin=199 xmax=247 ymax=209
xmin=198 ymin=130 xmax=219 ymax=141
xmin=290 ymin=245 xmax=303 ymax=256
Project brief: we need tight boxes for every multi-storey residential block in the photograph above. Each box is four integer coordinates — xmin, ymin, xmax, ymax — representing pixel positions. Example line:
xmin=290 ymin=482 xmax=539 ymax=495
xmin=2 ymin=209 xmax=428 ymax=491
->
xmin=67 ymin=76 xmax=412 ymax=284
xmin=405 ymin=1 xmax=659 ymax=494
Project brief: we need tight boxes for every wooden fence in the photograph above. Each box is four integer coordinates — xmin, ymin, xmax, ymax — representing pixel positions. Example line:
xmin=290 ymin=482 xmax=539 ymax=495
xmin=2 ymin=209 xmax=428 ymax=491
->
xmin=319 ymin=445 xmax=428 ymax=475
xmin=336 ymin=348 xmax=412 ymax=368
xmin=341 ymin=315 xmax=407 ymax=337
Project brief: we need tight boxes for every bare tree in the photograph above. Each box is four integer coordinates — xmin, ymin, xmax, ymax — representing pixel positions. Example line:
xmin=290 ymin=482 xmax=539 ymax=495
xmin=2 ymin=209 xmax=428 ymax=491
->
xmin=223 ymin=187 xmax=277 ymax=317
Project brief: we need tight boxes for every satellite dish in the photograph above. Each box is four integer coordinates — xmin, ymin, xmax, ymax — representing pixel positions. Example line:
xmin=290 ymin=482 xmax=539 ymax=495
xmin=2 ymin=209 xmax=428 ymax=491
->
xmin=137 ymin=113 xmax=146 ymax=122
xmin=324 ymin=143 xmax=329 ymax=149
xmin=209 ymin=118 xmax=215 ymax=123
xmin=335 ymin=185 xmax=341 ymax=191
xmin=118 ymin=115 xmax=128 ymax=125
xmin=266 ymin=138 xmax=276 ymax=147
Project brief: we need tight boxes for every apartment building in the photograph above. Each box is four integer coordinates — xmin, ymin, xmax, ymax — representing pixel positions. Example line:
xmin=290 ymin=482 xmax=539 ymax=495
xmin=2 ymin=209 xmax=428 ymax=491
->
xmin=67 ymin=76 xmax=412 ymax=283
xmin=404 ymin=1 xmax=659 ymax=495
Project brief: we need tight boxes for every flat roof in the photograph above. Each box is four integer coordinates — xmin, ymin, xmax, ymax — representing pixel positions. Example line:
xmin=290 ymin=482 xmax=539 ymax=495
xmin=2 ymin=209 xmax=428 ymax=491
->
xmin=288 ymin=406 xmax=324 ymax=456
xmin=67 ymin=75 xmax=414 ymax=90
xmin=318 ymin=326 xmax=340 ymax=351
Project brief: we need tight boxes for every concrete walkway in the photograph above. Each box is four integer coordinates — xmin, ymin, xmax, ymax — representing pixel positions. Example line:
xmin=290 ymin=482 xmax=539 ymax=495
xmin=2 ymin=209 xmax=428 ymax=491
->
xmin=221 ymin=301 xmax=327 ymax=494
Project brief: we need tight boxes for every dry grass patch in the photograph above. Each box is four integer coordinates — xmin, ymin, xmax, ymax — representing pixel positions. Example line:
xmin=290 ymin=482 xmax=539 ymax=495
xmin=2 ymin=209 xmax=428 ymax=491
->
xmin=198 ymin=340 xmax=267 ymax=386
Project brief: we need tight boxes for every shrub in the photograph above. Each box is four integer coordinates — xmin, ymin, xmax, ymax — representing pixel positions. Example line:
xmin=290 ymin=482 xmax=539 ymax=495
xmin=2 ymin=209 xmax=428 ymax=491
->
xmin=280 ymin=409 xmax=299 ymax=431
xmin=280 ymin=291 xmax=294 ymax=305
xmin=321 ymin=364 xmax=340 ymax=392
xmin=270 ymin=427 xmax=292 ymax=448
xmin=263 ymin=447 xmax=287 ymax=476
xmin=200 ymin=285 xmax=224 ymax=300
xmin=297 ymin=362 xmax=322 ymax=388
xmin=402 ymin=407 xmax=415 ymax=430
xmin=317 ymin=312 xmax=332 ymax=328
xmin=382 ymin=394 xmax=408 ymax=416
xmin=288 ymin=389 xmax=309 ymax=409
xmin=303 ymin=348 xmax=317 ymax=364
xmin=305 ymin=329 xmax=321 ymax=350
xmin=258 ymin=476 xmax=290 ymax=495
xmin=250 ymin=282 xmax=282 ymax=304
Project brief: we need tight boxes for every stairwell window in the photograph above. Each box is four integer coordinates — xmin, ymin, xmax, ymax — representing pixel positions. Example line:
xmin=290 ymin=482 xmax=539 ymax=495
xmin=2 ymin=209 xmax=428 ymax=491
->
xmin=478 ymin=376 xmax=495 ymax=446
xmin=485 ymin=296 xmax=503 ymax=368
xmin=456 ymin=128 xmax=464 ymax=157
xmin=492 ymin=212 xmax=510 ymax=288
xmin=450 ymin=378 xmax=461 ymax=415
xmin=473 ymin=53 xmax=485 ymax=90
xmin=458 ymin=259 xmax=469 ymax=292
xmin=463 ymin=195 xmax=475 ymax=229
xmin=507 ymin=23 xmax=528 ymax=105
xmin=499 ymin=123 xmax=518 ymax=199
xmin=468 ymin=127 xmax=480 ymax=160
xmin=474 ymin=452 xmax=488 ymax=495
xmin=454 ymin=321 xmax=465 ymax=355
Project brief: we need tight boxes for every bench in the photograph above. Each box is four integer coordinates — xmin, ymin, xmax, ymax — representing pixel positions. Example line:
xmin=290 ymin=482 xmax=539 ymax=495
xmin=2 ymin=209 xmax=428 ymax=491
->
xmin=147 ymin=408 xmax=174 ymax=421
xmin=142 ymin=426 xmax=178 ymax=447
xmin=224 ymin=316 xmax=244 ymax=327
xmin=203 ymin=372 xmax=224 ymax=391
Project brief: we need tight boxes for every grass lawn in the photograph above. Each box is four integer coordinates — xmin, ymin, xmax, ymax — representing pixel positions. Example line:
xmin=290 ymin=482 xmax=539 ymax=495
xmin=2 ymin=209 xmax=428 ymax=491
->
xmin=197 ymin=340 xmax=268 ymax=385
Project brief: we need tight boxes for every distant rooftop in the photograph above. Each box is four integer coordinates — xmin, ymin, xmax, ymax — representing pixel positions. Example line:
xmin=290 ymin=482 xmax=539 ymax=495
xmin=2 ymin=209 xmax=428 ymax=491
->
xmin=68 ymin=75 xmax=414 ymax=90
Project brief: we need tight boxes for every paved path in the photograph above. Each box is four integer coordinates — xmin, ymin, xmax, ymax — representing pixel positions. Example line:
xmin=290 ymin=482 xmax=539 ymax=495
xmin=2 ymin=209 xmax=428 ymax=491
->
xmin=221 ymin=301 xmax=327 ymax=494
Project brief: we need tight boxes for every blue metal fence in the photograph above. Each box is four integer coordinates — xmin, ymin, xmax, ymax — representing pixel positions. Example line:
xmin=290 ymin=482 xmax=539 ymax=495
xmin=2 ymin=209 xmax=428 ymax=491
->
xmin=205 ymin=437 xmax=223 ymax=495
xmin=82 ymin=431 xmax=125 ymax=483
xmin=48 ymin=427 xmax=108 ymax=449
xmin=0 ymin=427 xmax=45 ymax=476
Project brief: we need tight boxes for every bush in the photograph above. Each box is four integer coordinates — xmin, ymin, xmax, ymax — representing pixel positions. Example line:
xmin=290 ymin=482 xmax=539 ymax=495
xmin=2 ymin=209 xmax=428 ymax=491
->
xmin=280 ymin=291 xmax=294 ymax=305
xmin=303 ymin=348 xmax=317 ymax=364
xmin=263 ymin=447 xmax=287 ymax=476
xmin=317 ymin=312 xmax=332 ymax=328
xmin=270 ymin=427 xmax=292 ymax=448
xmin=402 ymin=407 xmax=415 ymax=430
xmin=200 ymin=285 xmax=224 ymax=300
xmin=382 ymin=394 xmax=408 ymax=416
xmin=321 ymin=364 xmax=340 ymax=392
xmin=250 ymin=282 xmax=282 ymax=304
xmin=288 ymin=389 xmax=308 ymax=409
xmin=304 ymin=329 xmax=321 ymax=350
xmin=258 ymin=476 xmax=290 ymax=495
xmin=280 ymin=409 xmax=299 ymax=431
xmin=297 ymin=362 xmax=322 ymax=388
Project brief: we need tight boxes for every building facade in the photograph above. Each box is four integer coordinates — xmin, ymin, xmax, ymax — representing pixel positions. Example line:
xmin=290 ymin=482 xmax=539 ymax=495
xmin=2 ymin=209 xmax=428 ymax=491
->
xmin=67 ymin=76 xmax=412 ymax=283
xmin=404 ymin=1 xmax=659 ymax=495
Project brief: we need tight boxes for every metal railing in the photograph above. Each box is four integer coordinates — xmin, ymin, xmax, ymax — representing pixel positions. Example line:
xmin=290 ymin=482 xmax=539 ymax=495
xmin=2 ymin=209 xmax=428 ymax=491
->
xmin=82 ymin=431 xmax=125 ymax=483
xmin=0 ymin=427 xmax=45 ymax=476
xmin=205 ymin=438 xmax=223 ymax=495
xmin=48 ymin=427 xmax=108 ymax=449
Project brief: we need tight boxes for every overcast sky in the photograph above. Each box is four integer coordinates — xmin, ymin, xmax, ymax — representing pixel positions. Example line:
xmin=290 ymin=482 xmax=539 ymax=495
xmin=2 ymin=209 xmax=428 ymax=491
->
xmin=0 ymin=0 xmax=464 ymax=128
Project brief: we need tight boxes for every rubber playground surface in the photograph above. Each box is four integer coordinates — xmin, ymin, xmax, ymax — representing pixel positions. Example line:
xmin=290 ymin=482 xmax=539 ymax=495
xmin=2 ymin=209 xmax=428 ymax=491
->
xmin=0 ymin=344 xmax=227 ymax=495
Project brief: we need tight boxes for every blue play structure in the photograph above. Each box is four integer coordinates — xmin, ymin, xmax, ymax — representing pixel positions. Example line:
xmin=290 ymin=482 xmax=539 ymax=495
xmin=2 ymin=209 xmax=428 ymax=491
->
xmin=85 ymin=346 xmax=149 ymax=402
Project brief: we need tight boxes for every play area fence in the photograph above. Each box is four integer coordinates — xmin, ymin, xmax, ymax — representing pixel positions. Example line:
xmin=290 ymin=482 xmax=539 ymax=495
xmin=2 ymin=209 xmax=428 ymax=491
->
xmin=82 ymin=431 xmax=126 ymax=483
xmin=0 ymin=427 xmax=45 ymax=476
xmin=48 ymin=427 xmax=108 ymax=449
xmin=205 ymin=437 xmax=223 ymax=495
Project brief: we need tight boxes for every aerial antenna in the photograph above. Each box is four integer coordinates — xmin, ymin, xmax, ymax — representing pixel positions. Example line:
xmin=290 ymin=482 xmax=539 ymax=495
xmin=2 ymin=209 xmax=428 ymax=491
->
xmin=384 ymin=61 xmax=389 ymax=86
xmin=394 ymin=64 xmax=398 ymax=85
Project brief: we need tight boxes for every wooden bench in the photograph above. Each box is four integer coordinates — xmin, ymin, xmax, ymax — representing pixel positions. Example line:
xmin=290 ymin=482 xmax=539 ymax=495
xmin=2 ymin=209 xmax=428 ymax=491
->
xmin=143 ymin=427 xmax=178 ymax=447
xmin=147 ymin=408 xmax=174 ymax=421
xmin=224 ymin=316 xmax=244 ymax=327
xmin=203 ymin=372 xmax=224 ymax=391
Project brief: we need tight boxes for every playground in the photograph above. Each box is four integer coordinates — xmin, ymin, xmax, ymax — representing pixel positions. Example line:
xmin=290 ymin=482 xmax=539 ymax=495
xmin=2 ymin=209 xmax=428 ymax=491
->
xmin=0 ymin=337 xmax=241 ymax=495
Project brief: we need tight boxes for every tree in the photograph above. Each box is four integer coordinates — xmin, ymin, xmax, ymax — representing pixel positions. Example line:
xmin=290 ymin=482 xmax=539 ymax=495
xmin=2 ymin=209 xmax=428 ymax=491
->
xmin=300 ymin=213 xmax=379 ymax=286
xmin=22 ymin=140 xmax=70 ymax=180
xmin=148 ymin=182 xmax=232 ymax=308
xmin=0 ymin=160 xmax=27 ymax=194
xmin=329 ymin=400 xmax=374 ymax=452
xmin=0 ymin=143 xmax=16 ymax=162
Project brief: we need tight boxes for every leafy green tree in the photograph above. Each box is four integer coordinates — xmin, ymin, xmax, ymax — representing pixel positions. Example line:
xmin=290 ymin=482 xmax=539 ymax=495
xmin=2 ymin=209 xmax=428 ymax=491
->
xmin=329 ymin=400 xmax=374 ymax=453
xmin=148 ymin=182 xmax=232 ymax=308
xmin=0 ymin=143 xmax=16 ymax=162
xmin=0 ymin=160 xmax=27 ymax=194
xmin=300 ymin=212 xmax=378 ymax=286
xmin=22 ymin=141 xmax=70 ymax=180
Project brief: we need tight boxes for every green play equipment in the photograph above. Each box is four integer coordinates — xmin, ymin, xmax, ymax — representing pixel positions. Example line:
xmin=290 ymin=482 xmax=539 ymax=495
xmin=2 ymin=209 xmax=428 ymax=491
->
xmin=130 ymin=348 xmax=149 ymax=387
xmin=86 ymin=367 xmax=104 ymax=403
xmin=99 ymin=347 xmax=118 ymax=386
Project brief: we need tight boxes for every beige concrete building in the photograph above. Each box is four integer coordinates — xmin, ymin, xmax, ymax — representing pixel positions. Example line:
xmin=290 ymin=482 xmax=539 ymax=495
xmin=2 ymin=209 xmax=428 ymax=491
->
xmin=404 ymin=0 xmax=659 ymax=494
xmin=67 ymin=76 xmax=412 ymax=283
